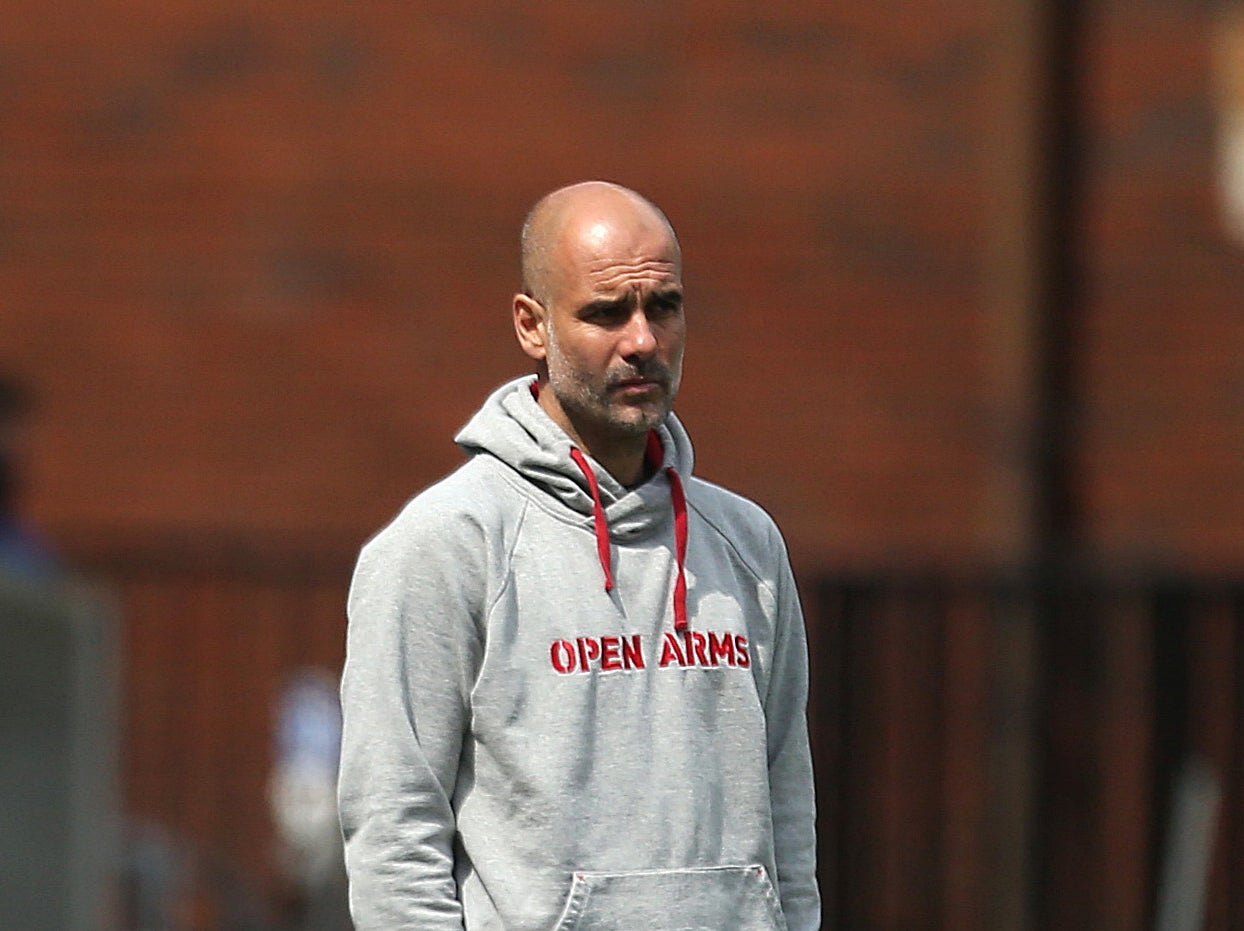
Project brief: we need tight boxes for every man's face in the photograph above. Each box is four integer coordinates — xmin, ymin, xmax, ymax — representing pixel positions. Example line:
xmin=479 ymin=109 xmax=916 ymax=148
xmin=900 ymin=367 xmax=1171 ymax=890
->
xmin=540 ymin=215 xmax=685 ymax=445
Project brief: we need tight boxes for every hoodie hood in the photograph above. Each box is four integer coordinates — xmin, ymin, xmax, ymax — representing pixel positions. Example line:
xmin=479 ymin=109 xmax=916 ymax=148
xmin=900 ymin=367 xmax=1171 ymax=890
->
xmin=455 ymin=376 xmax=695 ymax=526
xmin=455 ymin=375 xmax=694 ymax=628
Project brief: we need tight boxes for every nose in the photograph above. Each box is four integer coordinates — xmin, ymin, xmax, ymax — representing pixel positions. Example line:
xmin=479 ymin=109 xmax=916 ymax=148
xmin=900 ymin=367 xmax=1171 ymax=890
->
xmin=620 ymin=308 xmax=656 ymax=359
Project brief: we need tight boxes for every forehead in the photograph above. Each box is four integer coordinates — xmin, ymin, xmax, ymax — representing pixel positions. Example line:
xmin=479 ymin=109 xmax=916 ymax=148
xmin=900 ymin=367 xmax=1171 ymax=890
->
xmin=556 ymin=214 xmax=682 ymax=298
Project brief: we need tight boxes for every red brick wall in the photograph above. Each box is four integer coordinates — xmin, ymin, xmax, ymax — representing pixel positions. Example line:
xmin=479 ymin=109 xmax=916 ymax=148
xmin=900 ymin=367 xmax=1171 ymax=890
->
xmin=3 ymin=1 xmax=1003 ymax=573
xmin=4 ymin=3 xmax=1239 ymax=571
xmin=1080 ymin=0 xmax=1244 ymax=571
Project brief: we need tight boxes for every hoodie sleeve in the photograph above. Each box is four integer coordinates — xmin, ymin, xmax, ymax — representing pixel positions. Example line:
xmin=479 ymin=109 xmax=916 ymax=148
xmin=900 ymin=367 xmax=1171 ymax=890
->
xmin=764 ymin=530 xmax=822 ymax=931
xmin=337 ymin=500 xmax=486 ymax=931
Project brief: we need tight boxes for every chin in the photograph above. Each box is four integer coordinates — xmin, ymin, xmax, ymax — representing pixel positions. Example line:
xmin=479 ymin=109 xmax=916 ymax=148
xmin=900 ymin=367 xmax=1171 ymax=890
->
xmin=612 ymin=406 xmax=668 ymax=435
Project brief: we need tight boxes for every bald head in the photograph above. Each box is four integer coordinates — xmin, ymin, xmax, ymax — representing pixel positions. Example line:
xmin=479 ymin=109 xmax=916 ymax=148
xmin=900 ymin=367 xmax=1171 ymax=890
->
xmin=520 ymin=181 xmax=680 ymax=307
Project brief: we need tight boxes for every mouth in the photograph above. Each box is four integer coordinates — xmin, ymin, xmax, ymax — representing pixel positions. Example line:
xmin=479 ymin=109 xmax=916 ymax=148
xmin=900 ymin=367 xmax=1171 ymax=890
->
xmin=611 ymin=378 xmax=664 ymax=395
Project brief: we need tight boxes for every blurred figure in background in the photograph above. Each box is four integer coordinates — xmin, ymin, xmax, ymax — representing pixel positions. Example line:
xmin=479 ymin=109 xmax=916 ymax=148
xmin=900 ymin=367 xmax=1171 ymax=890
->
xmin=1 ymin=372 xmax=111 ymax=931
xmin=0 ymin=372 xmax=61 ymax=583
xmin=271 ymin=668 xmax=351 ymax=931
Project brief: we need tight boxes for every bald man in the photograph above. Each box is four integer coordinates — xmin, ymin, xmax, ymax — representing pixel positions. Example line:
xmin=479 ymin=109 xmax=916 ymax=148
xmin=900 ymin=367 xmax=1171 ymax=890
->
xmin=338 ymin=182 xmax=820 ymax=930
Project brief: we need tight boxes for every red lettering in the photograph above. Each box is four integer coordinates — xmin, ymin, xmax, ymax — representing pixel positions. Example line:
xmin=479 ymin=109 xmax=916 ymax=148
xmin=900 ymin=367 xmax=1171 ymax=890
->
xmin=550 ymin=639 xmax=577 ymax=674
xmin=659 ymin=632 xmax=687 ymax=667
xmin=708 ymin=631 xmax=735 ymax=666
xmin=577 ymin=637 xmax=601 ymax=670
xmin=622 ymin=634 xmax=644 ymax=670
xmin=600 ymin=635 xmax=622 ymax=671
xmin=736 ymin=634 xmax=750 ymax=668
xmin=684 ymin=630 xmax=710 ymax=666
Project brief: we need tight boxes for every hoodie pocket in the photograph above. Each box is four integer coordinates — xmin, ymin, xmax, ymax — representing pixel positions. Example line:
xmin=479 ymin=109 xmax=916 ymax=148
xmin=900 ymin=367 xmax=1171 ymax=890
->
xmin=551 ymin=863 xmax=787 ymax=931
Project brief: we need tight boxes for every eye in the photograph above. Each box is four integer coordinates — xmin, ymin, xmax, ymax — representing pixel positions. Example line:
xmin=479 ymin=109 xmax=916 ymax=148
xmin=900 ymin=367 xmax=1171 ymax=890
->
xmin=647 ymin=294 xmax=683 ymax=319
xmin=581 ymin=300 xmax=631 ymax=324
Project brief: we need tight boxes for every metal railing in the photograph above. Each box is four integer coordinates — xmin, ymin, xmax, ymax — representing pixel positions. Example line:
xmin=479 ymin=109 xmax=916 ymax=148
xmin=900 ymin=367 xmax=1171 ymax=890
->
xmin=56 ymin=532 xmax=1244 ymax=930
xmin=811 ymin=572 xmax=1243 ymax=931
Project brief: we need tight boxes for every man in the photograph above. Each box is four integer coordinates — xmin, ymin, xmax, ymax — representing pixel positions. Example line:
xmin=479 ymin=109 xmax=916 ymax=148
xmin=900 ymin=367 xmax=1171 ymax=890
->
xmin=338 ymin=181 xmax=820 ymax=930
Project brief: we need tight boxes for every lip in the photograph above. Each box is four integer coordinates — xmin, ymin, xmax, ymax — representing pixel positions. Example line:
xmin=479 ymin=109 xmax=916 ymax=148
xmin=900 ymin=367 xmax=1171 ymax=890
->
xmin=612 ymin=379 xmax=662 ymax=393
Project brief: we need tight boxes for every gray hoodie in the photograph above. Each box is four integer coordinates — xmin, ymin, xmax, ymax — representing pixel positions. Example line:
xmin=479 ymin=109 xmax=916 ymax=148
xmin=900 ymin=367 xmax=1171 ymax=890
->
xmin=338 ymin=377 xmax=820 ymax=930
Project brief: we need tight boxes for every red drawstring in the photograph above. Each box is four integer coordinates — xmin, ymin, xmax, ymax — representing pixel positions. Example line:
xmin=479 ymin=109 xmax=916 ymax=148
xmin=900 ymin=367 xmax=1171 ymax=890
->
xmin=666 ymin=466 xmax=688 ymax=630
xmin=561 ymin=418 xmax=688 ymax=629
xmin=568 ymin=433 xmax=689 ymax=629
xmin=648 ymin=431 xmax=689 ymax=630
xmin=570 ymin=447 xmax=614 ymax=592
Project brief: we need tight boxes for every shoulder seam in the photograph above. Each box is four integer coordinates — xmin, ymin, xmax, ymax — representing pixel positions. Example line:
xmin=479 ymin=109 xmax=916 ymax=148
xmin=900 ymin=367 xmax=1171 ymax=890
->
xmin=484 ymin=496 xmax=529 ymax=620
xmin=685 ymin=496 xmax=776 ymax=595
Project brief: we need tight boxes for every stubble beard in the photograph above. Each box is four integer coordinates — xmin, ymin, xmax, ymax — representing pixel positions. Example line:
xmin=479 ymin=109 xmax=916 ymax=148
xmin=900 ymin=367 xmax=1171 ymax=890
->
xmin=545 ymin=323 xmax=680 ymax=441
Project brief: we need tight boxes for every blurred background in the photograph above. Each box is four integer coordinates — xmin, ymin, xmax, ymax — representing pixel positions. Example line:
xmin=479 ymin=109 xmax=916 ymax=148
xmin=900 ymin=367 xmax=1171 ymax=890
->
xmin=2 ymin=1 xmax=1242 ymax=929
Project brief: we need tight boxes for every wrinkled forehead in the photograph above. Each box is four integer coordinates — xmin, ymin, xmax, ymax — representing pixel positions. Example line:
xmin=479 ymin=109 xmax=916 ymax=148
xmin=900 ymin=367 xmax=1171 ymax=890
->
xmin=561 ymin=214 xmax=680 ymax=287
xmin=583 ymin=258 xmax=682 ymax=298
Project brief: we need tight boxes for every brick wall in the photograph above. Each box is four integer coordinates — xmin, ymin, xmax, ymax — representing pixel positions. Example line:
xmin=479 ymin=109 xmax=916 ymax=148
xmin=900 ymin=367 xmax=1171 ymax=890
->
xmin=3 ymin=0 xmax=1003 ymax=572
xmin=1079 ymin=0 xmax=1244 ymax=570
xmin=4 ymin=2 xmax=1239 ymax=572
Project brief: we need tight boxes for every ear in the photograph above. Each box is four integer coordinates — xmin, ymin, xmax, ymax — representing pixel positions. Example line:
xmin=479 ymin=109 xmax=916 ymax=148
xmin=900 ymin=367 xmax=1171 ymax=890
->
xmin=513 ymin=293 xmax=548 ymax=362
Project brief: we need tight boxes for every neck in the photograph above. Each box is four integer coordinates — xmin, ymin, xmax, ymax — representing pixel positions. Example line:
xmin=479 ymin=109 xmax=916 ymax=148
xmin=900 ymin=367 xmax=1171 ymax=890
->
xmin=561 ymin=419 xmax=649 ymax=487
xmin=535 ymin=385 xmax=651 ymax=486
xmin=582 ymin=433 xmax=650 ymax=487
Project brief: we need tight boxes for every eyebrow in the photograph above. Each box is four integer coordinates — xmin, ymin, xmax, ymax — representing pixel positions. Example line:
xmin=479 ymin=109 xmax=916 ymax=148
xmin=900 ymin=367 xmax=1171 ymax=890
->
xmin=649 ymin=287 xmax=683 ymax=307
xmin=580 ymin=294 xmax=634 ymax=316
xmin=577 ymin=287 xmax=684 ymax=319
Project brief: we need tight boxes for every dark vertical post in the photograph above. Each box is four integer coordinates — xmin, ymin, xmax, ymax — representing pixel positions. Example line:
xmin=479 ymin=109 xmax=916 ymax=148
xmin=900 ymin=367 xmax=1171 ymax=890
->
xmin=981 ymin=0 xmax=1086 ymax=925
xmin=1031 ymin=0 xmax=1085 ymax=563
xmin=1030 ymin=0 xmax=1092 ymax=927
